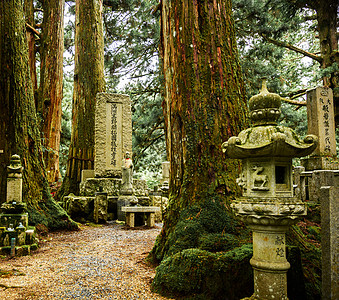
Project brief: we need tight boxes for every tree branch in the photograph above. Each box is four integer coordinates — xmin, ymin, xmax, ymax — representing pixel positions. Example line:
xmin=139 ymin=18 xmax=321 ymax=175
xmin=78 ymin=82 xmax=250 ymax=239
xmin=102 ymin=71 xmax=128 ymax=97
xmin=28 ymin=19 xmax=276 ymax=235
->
xmin=26 ymin=23 xmax=40 ymax=37
xmin=261 ymin=33 xmax=323 ymax=63
xmin=281 ymin=97 xmax=306 ymax=106
xmin=152 ymin=1 xmax=162 ymax=15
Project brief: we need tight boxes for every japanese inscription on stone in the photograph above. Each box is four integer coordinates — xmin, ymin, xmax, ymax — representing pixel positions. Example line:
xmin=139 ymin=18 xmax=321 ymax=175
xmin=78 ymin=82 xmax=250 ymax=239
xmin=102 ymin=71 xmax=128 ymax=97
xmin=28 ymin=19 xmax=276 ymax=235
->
xmin=95 ymin=93 xmax=132 ymax=177
xmin=307 ymin=87 xmax=336 ymax=156
xmin=275 ymin=235 xmax=285 ymax=258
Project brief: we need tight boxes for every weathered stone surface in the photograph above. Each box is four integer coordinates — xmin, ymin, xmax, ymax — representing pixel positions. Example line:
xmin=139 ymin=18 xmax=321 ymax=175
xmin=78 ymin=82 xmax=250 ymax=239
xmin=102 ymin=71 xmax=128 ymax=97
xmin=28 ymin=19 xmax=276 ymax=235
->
xmin=160 ymin=161 xmax=170 ymax=184
xmin=222 ymin=80 xmax=314 ymax=299
xmin=121 ymin=206 xmax=160 ymax=213
xmin=293 ymin=166 xmax=305 ymax=199
xmin=0 ymin=213 xmax=28 ymax=229
xmin=94 ymin=192 xmax=108 ymax=224
xmin=320 ymin=185 xmax=339 ymax=300
xmin=81 ymin=169 xmax=95 ymax=183
xmin=80 ymin=178 xmax=148 ymax=197
xmin=150 ymin=195 xmax=168 ymax=222
xmin=6 ymin=154 xmax=23 ymax=203
xmin=122 ymin=206 xmax=160 ymax=227
xmin=64 ymin=195 xmax=94 ymax=222
xmin=95 ymin=93 xmax=132 ymax=178
xmin=308 ymin=170 xmax=339 ymax=203
xmin=117 ymin=195 xmax=138 ymax=221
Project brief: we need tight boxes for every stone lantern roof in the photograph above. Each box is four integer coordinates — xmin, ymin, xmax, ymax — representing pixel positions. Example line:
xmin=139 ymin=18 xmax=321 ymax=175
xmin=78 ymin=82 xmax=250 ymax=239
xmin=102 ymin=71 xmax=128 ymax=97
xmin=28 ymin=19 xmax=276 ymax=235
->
xmin=222 ymin=79 xmax=318 ymax=158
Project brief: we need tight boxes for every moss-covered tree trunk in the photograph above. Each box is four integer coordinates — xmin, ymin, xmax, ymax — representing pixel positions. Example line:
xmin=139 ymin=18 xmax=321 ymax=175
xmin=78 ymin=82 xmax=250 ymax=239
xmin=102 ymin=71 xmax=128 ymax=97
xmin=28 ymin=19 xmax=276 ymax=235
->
xmin=0 ymin=0 xmax=77 ymax=231
xmin=59 ymin=0 xmax=105 ymax=197
xmin=315 ymin=0 xmax=339 ymax=122
xmin=36 ymin=0 xmax=65 ymax=185
xmin=24 ymin=0 xmax=37 ymax=93
xmin=150 ymin=1 xmax=251 ymax=298
xmin=152 ymin=0 xmax=248 ymax=261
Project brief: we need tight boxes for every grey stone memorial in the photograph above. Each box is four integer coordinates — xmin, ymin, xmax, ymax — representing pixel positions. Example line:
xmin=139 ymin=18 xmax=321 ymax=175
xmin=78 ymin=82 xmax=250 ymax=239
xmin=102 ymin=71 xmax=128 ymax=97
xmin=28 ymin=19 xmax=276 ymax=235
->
xmin=63 ymin=93 xmax=150 ymax=223
xmin=160 ymin=161 xmax=170 ymax=184
xmin=95 ymin=93 xmax=132 ymax=178
xmin=303 ymin=87 xmax=338 ymax=170
xmin=320 ymin=185 xmax=339 ymax=300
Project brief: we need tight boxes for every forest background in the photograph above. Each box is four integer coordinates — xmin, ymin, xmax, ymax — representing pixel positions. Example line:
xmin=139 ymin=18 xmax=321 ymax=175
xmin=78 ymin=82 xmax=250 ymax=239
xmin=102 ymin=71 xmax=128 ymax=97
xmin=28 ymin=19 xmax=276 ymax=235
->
xmin=2 ymin=0 xmax=334 ymax=191
xmin=58 ymin=0 xmax=338 ymax=187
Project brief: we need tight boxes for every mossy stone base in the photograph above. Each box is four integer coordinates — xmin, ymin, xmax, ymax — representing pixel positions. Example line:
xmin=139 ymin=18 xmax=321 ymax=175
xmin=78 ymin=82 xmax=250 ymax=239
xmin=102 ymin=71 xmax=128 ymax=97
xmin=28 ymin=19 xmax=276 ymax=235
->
xmin=0 ymin=243 xmax=38 ymax=256
xmin=0 ymin=213 xmax=28 ymax=228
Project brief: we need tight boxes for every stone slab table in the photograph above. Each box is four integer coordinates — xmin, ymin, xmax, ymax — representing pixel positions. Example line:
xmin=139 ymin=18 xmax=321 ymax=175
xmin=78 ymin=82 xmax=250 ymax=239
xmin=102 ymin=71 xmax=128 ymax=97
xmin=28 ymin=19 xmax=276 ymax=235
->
xmin=121 ymin=206 xmax=160 ymax=227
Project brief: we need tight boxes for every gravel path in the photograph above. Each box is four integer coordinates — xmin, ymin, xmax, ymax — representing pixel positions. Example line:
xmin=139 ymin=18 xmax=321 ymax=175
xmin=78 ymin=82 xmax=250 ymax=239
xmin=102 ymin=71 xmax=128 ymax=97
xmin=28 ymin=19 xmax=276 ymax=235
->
xmin=0 ymin=223 xmax=172 ymax=300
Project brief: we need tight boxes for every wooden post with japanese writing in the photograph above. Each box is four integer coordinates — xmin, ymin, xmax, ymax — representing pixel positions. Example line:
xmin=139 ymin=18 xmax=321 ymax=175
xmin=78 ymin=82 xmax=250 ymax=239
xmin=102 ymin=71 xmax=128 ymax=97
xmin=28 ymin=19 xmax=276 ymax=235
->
xmin=302 ymin=87 xmax=339 ymax=170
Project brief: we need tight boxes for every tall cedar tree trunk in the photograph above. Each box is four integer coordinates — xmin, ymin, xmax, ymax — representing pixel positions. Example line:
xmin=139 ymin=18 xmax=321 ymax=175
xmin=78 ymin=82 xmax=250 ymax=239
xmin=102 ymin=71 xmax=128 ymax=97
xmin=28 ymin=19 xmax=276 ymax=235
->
xmin=151 ymin=0 xmax=248 ymax=261
xmin=58 ymin=0 xmax=105 ymax=197
xmin=0 ymin=0 xmax=77 ymax=230
xmin=24 ymin=0 xmax=37 ymax=93
xmin=37 ymin=0 xmax=65 ymax=184
xmin=315 ymin=0 xmax=339 ymax=123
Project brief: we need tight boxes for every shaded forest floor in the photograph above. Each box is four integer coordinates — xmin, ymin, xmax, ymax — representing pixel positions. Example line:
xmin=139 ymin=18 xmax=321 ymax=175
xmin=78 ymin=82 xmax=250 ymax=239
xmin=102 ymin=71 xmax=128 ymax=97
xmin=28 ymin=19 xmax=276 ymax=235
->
xmin=0 ymin=223 xmax=172 ymax=300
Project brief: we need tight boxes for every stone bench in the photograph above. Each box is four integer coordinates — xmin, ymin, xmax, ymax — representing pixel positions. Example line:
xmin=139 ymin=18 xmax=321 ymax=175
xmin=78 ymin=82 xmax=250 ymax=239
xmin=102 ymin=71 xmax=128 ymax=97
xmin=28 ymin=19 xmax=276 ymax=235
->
xmin=121 ymin=206 xmax=160 ymax=227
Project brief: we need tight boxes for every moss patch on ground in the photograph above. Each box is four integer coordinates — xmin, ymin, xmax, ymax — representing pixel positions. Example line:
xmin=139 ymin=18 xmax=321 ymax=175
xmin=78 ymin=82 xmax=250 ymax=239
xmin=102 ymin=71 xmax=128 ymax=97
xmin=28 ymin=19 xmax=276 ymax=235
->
xmin=152 ymin=245 xmax=253 ymax=300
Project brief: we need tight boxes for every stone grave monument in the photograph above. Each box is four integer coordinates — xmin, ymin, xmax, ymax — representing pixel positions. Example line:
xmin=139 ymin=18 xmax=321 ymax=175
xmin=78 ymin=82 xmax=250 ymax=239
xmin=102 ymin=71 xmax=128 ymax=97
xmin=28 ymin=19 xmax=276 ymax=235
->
xmin=0 ymin=154 xmax=38 ymax=255
xmin=222 ymin=79 xmax=318 ymax=299
xmin=63 ymin=93 xmax=150 ymax=223
xmin=302 ymin=87 xmax=338 ymax=170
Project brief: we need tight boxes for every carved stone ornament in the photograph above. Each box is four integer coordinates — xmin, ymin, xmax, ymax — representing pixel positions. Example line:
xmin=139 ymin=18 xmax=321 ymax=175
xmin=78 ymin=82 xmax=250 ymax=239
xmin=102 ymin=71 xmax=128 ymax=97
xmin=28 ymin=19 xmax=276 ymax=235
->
xmin=251 ymin=165 xmax=269 ymax=190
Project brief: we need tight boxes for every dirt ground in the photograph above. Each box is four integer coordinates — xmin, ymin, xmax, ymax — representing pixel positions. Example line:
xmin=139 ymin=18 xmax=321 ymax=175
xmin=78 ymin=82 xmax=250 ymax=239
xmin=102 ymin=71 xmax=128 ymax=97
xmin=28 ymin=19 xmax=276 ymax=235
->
xmin=0 ymin=223 xmax=172 ymax=300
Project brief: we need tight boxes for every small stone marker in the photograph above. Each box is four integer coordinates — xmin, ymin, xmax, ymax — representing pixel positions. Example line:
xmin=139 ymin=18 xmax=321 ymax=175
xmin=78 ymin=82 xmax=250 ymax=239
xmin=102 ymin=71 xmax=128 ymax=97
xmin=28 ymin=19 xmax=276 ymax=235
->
xmin=94 ymin=191 xmax=108 ymax=224
xmin=81 ymin=169 xmax=95 ymax=183
xmin=95 ymin=93 xmax=132 ymax=178
xmin=160 ymin=161 xmax=170 ymax=184
xmin=304 ymin=87 xmax=338 ymax=170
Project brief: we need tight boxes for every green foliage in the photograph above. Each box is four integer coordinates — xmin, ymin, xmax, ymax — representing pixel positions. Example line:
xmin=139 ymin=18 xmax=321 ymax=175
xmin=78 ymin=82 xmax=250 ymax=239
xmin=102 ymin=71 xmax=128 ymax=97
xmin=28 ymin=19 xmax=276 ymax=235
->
xmin=102 ymin=0 xmax=165 ymax=174
xmin=233 ymin=0 xmax=321 ymax=99
xmin=198 ymin=233 xmax=240 ymax=252
xmin=152 ymin=245 xmax=254 ymax=300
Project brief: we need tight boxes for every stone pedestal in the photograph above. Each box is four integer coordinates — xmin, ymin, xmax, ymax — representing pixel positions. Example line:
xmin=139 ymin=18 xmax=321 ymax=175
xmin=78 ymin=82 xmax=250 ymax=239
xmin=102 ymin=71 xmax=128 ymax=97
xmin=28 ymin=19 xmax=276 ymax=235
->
xmin=94 ymin=192 xmax=108 ymax=224
xmin=250 ymin=225 xmax=290 ymax=300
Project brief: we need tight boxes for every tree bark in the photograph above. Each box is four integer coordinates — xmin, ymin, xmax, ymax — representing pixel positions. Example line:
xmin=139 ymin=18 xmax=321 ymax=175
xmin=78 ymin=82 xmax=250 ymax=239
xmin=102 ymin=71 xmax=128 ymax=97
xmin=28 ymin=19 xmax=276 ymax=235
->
xmin=24 ymin=0 xmax=37 ymax=94
xmin=315 ymin=0 xmax=339 ymax=122
xmin=59 ymin=0 xmax=105 ymax=197
xmin=37 ymin=0 xmax=65 ymax=185
xmin=151 ymin=0 xmax=248 ymax=261
xmin=0 ymin=0 xmax=77 ymax=231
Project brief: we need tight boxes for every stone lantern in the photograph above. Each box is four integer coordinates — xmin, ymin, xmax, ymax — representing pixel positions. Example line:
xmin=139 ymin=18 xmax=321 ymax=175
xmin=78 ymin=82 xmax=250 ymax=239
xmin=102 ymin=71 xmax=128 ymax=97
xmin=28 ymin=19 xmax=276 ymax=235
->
xmin=222 ymin=79 xmax=318 ymax=299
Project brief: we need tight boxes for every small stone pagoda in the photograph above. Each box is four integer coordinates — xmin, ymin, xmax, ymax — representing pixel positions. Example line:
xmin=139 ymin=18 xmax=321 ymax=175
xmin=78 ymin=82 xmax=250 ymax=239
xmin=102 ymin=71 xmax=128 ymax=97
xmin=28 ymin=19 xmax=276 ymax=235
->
xmin=0 ymin=154 xmax=37 ymax=256
xmin=222 ymin=79 xmax=318 ymax=299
